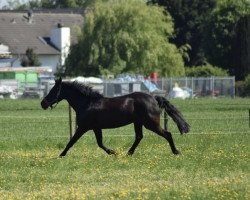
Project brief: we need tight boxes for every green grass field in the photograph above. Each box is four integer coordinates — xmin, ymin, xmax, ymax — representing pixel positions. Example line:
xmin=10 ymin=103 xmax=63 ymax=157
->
xmin=0 ymin=98 xmax=249 ymax=199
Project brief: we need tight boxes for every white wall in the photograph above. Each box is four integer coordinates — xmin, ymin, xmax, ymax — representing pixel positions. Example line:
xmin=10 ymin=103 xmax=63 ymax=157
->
xmin=11 ymin=54 xmax=60 ymax=73
xmin=39 ymin=55 xmax=61 ymax=72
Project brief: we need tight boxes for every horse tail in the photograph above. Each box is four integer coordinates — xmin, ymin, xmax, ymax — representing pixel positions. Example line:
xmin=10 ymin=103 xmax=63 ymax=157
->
xmin=154 ymin=96 xmax=190 ymax=134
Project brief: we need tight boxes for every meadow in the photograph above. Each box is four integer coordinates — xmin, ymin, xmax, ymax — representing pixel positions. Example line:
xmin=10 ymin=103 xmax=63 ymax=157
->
xmin=0 ymin=98 xmax=249 ymax=200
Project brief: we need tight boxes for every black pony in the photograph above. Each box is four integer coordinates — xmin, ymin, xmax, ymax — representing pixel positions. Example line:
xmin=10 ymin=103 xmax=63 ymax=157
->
xmin=41 ymin=77 xmax=189 ymax=157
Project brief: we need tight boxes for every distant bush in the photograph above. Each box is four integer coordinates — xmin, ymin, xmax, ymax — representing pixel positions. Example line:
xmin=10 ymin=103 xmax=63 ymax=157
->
xmin=185 ymin=64 xmax=229 ymax=77
xmin=235 ymin=74 xmax=250 ymax=97
xmin=243 ymin=74 xmax=250 ymax=96
xmin=235 ymin=81 xmax=245 ymax=96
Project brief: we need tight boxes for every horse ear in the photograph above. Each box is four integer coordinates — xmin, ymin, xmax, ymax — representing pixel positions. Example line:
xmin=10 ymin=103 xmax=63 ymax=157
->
xmin=58 ymin=77 xmax=62 ymax=83
xmin=55 ymin=77 xmax=62 ymax=84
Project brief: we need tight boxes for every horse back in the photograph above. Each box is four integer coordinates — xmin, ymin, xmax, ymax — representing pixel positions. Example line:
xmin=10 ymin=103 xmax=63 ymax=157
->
xmin=128 ymin=92 xmax=161 ymax=116
xmin=94 ymin=92 xmax=160 ymax=128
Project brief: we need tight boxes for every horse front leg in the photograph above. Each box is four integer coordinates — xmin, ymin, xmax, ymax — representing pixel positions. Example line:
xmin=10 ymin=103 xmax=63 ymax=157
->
xmin=93 ymin=129 xmax=116 ymax=155
xmin=60 ymin=127 xmax=88 ymax=157
xmin=127 ymin=122 xmax=143 ymax=156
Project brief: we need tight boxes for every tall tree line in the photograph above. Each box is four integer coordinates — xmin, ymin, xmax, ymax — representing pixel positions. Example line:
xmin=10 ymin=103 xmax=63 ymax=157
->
xmin=64 ymin=0 xmax=185 ymax=77
xmin=150 ymin=0 xmax=217 ymax=66
xmin=203 ymin=0 xmax=250 ymax=80
xmin=2 ymin=0 xmax=250 ymax=79
xmin=151 ymin=0 xmax=250 ymax=80
xmin=2 ymin=0 xmax=94 ymax=9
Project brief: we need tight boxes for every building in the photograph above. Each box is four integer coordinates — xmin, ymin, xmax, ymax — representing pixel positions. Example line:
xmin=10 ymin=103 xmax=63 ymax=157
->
xmin=0 ymin=43 xmax=12 ymax=67
xmin=0 ymin=9 xmax=84 ymax=73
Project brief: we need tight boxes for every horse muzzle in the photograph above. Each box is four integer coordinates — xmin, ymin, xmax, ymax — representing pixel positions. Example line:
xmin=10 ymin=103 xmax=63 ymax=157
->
xmin=41 ymin=99 xmax=50 ymax=110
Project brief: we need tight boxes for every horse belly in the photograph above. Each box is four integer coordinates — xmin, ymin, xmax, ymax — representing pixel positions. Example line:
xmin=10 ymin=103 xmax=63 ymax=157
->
xmin=96 ymin=112 xmax=134 ymax=129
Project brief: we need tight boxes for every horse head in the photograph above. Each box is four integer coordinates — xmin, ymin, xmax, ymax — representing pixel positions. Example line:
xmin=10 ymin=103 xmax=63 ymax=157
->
xmin=41 ymin=77 xmax=63 ymax=110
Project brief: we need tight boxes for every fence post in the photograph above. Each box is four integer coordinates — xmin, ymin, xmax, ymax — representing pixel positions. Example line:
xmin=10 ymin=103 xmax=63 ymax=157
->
xmin=162 ymin=77 xmax=164 ymax=91
xmin=164 ymin=111 xmax=168 ymax=130
xmin=68 ymin=104 xmax=73 ymax=139
xmin=170 ymin=78 xmax=173 ymax=92
xmin=232 ymin=76 xmax=235 ymax=98
xmin=249 ymin=109 xmax=250 ymax=128
xmin=191 ymin=77 xmax=194 ymax=98
xmin=211 ymin=76 xmax=214 ymax=97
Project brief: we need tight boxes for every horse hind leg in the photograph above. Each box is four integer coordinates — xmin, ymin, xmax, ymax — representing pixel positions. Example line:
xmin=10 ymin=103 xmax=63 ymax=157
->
xmin=93 ymin=129 xmax=116 ymax=155
xmin=146 ymin=124 xmax=180 ymax=155
xmin=162 ymin=130 xmax=180 ymax=155
xmin=127 ymin=122 xmax=143 ymax=156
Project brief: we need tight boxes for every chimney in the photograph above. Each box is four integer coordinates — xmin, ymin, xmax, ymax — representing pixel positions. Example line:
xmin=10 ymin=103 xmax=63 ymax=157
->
xmin=27 ymin=10 xmax=33 ymax=23
xmin=50 ymin=26 xmax=71 ymax=66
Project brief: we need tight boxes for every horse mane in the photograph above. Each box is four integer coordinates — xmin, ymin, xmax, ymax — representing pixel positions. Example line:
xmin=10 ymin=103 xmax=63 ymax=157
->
xmin=63 ymin=81 xmax=104 ymax=99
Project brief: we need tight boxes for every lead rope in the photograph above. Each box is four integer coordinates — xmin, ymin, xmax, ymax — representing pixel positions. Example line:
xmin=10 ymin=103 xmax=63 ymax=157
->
xmin=50 ymin=84 xmax=62 ymax=109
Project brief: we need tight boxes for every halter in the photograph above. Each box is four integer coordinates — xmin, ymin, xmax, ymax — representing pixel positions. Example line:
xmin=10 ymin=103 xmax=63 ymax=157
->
xmin=44 ymin=83 xmax=62 ymax=109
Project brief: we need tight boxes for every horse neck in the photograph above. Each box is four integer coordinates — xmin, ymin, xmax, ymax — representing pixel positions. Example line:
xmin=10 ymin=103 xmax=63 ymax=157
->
xmin=62 ymin=85 xmax=88 ymax=112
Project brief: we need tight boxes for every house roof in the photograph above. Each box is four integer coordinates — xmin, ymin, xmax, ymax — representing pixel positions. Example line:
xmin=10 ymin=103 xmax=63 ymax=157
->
xmin=0 ymin=10 xmax=84 ymax=55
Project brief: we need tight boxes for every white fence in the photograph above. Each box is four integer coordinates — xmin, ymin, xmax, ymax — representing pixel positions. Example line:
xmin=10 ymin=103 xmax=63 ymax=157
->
xmin=101 ymin=77 xmax=235 ymax=98
xmin=155 ymin=77 xmax=235 ymax=98
xmin=0 ymin=76 xmax=235 ymax=99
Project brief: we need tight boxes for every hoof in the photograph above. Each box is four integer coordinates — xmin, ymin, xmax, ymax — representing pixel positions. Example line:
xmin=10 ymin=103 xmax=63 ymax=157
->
xmin=107 ymin=149 xmax=116 ymax=155
xmin=127 ymin=151 xmax=134 ymax=156
xmin=173 ymin=150 xmax=181 ymax=155
xmin=59 ymin=152 xmax=66 ymax=157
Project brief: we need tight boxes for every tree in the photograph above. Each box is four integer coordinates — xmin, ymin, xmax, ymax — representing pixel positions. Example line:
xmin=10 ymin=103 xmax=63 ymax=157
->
xmin=40 ymin=0 xmax=95 ymax=9
xmin=3 ymin=0 xmax=94 ymax=9
xmin=185 ymin=64 xmax=229 ymax=77
xmin=64 ymin=0 xmax=185 ymax=77
xmin=3 ymin=0 xmax=29 ymax=10
xmin=203 ymin=0 xmax=250 ymax=80
xmin=21 ymin=48 xmax=41 ymax=67
xmin=149 ymin=0 xmax=217 ymax=66
xmin=3 ymin=0 xmax=42 ymax=10
xmin=234 ymin=15 xmax=250 ymax=80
